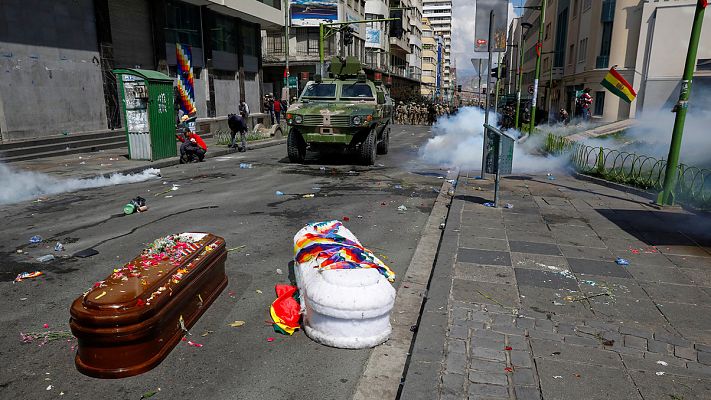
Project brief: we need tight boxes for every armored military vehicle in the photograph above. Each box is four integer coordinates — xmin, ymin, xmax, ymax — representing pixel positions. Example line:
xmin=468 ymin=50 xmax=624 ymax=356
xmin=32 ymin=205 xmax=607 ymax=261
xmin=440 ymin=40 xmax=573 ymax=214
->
xmin=285 ymin=56 xmax=393 ymax=165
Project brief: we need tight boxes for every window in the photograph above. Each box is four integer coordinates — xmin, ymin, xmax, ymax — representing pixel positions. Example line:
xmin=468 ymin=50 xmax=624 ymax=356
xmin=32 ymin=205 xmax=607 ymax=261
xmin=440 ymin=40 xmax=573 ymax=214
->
xmin=568 ymin=44 xmax=575 ymax=65
xmin=240 ymin=24 xmax=258 ymax=56
xmin=302 ymin=83 xmax=337 ymax=98
xmin=341 ymin=83 xmax=373 ymax=99
xmin=165 ymin=0 xmax=201 ymax=47
xmin=578 ymin=38 xmax=587 ymax=63
xmin=594 ymin=91 xmax=605 ymax=116
xmin=209 ymin=12 xmax=237 ymax=53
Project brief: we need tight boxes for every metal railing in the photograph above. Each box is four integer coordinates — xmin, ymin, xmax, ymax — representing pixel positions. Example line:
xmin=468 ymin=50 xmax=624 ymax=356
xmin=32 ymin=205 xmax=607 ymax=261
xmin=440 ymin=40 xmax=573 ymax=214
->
xmin=544 ymin=133 xmax=711 ymax=209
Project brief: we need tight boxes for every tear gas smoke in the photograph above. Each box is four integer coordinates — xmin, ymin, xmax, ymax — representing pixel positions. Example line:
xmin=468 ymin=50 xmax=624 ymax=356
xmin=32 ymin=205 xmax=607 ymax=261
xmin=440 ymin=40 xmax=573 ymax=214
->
xmin=0 ymin=164 xmax=161 ymax=205
xmin=419 ymin=107 xmax=569 ymax=173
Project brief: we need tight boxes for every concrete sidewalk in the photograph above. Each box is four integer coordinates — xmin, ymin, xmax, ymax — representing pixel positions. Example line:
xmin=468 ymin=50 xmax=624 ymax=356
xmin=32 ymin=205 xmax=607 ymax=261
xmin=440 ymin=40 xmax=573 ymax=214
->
xmin=7 ymin=135 xmax=286 ymax=179
xmin=401 ymin=172 xmax=711 ymax=400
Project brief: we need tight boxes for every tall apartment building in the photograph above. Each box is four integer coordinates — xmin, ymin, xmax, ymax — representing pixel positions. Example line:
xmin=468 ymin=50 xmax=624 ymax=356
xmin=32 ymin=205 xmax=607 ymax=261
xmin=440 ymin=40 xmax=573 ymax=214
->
xmin=0 ymin=0 xmax=282 ymax=141
xmin=505 ymin=0 xmax=711 ymax=123
xmin=420 ymin=18 xmax=440 ymax=98
xmin=423 ymin=0 xmax=452 ymax=94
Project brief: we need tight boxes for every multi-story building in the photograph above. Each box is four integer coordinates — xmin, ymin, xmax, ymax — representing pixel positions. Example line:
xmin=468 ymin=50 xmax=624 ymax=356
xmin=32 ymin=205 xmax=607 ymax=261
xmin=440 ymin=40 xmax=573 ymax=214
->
xmin=262 ymin=0 xmax=422 ymax=101
xmin=504 ymin=0 xmax=711 ymax=123
xmin=0 ymin=0 xmax=283 ymax=141
xmin=423 ymin=0 xmax=452 ymax=94
xmin=420 ymin=18 xmax=439 ymax=98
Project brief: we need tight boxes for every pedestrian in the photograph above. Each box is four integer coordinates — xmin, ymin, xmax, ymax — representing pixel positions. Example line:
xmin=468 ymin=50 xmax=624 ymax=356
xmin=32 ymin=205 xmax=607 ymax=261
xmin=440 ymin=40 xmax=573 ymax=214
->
xmin=239 ymin=99 xmax=250 ymax=119
xmin=273 ymin=97 xmax=282 ymax=124
xmin=227 ymin=113 xmax=249 ymax=152
xmin=176 ymin=116 xmax=207 ymax=163
xmin=578 ymin=88 xmax=593 ymax=121
xmin=264 ymin=95 xmax=274 ymax=125
xmin=559 ymin=108 xmax=569 ymax=126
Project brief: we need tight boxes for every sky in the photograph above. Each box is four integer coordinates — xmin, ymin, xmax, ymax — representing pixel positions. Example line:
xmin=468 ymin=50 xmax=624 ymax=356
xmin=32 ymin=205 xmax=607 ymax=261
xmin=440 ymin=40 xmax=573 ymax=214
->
xmin=452 ymin=0 xmax=521 ymax=88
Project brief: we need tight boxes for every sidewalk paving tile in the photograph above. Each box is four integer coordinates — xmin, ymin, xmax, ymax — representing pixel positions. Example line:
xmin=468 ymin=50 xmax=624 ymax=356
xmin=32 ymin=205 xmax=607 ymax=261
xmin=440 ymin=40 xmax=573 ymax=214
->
xmin=454 ymin=263 xmax=516 ymax=285
xmin=537 ymin=359 xmax=642 ymax=400
xmin=510 ymin=253 xmax=569 ymax=270
xmin=509 ymin=241 xmax=562 ymax=256
xmin=628 ymin=370 xmax=711 ymax=400
xmin=514 ymin=268 xmax=579 ymax=291
xmin=459 ymin=236 xmax=510 ymax=251
xmin=452 ymin=279 xmax=520 ymax=307
xmin=507 ymin=229 xmax=557 ymax=244
xmin=641 ymin=282 xmax=711 ymax=305
xmin=457 ymin=248 xmax=512 ymax=266
xmin=567 ymin=258 xmax=633 ymax=278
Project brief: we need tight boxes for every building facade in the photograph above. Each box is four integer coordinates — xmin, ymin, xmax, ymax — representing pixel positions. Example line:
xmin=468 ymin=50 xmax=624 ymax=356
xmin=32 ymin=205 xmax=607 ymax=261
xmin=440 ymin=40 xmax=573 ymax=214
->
xmin=423 ymin=0 xmax=452 ymax=94
xmin=420 ymin=18 xmax=440 ymax=98
xmin=504 ymin=0 xmax=711 ymax=123
xmin=0 ymin=0 xmax=282 ymax=141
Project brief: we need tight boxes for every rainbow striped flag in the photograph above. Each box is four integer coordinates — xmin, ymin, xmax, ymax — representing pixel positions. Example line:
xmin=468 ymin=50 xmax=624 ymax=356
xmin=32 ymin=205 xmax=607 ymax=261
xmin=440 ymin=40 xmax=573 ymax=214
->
xmin=600 ymin=67 xmax=637 ymax=103
xmin=176 ymin=43 xmax=197 ymax=116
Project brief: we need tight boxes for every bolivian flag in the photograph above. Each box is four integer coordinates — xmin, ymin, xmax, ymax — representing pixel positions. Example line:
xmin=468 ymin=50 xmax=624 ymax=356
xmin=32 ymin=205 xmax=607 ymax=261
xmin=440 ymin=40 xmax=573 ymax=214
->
xmin=601 ymin=68 xmax=637 ymax=103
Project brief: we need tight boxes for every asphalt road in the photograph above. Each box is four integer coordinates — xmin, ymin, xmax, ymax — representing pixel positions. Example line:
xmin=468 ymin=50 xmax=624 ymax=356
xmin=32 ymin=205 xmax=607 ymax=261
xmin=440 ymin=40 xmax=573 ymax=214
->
xmin=0 ymin=125 xmax=446 ymax=400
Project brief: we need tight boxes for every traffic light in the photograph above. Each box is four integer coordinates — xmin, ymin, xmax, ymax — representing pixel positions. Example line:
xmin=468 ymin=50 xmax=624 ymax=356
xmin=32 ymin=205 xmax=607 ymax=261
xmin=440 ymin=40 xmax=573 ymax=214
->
xmin=457 ymin=85 xmax=462 ymax=93
xmin=343 ymin=26 xmax=354 ymax=46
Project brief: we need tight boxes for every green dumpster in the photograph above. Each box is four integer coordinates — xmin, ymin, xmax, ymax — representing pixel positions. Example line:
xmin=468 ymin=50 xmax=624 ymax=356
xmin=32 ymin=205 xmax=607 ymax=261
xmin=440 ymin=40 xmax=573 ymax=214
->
xmin=113 ymin=69 xmax=177 ymax=161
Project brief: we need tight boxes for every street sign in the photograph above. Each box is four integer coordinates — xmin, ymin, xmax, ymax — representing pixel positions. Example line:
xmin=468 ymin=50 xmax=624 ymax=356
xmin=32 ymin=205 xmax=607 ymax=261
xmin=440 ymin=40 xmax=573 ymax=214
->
xmin=288 ymin=76 xmax=298 ymax=88
xmin=484 ymin=125 xmax=514 ymax=175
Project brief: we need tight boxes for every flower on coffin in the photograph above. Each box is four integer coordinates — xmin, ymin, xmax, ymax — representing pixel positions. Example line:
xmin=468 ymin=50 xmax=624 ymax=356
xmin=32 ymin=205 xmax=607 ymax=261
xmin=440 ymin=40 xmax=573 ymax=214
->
xmin=136 ymin=298 xmax=146 ymax=307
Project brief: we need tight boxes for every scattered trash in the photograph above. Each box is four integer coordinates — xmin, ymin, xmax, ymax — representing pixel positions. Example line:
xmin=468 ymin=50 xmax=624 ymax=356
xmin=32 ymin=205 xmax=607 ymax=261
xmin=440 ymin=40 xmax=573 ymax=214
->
xmin=615 ymin=257 xmax=630 ymax=266
xmin=270 ymin=284 xmax=301 ymax=335
xmin=275 ymin=191 xmax=284 ymax=196
xmin=342 ymin=216 xmax=350 ymax=222
xmin=54 ymin=242 xmax=64 ymax=252
xmin=394 ymin=184 xmax=403 ymax=189
xmin=36 ymin=255 xmax=55 ymax=263
xmin=475 ymin=186 xmax=482 ymax=191
xmin=656 ymin=360 xmax=668 ymax=366
xmin=201 ymin=330 xmax=214 ymax=337
xmin=302 ymin=193 xmax=315 ymax=198
xmin=43 ymin=323 xmax=49 ymax=329
xmin=439 ymin=222 xmax=446 ymax=229
xmin=447 ymin=189 xmax=455 ymax=196
xmin=46 ymin=385 xmax=53 ymax=391
xmin=504 ymin=367 xmax=513 ymax=373
xmin=483 ymin=202 xmax=495 ymax=207
xmin=73 ymin=248 xmax=99 ymax=258
xmin=140 ymin=388 xmax=161 ymax=399
xmin=319 ymin=166 xmax=326 ymax=171
xmin=29 ymin=235 xmax=43 ymax=244
xmin=346 ymin=170 xmax=358 ymax=176
xmin=229 ymin=321 xmax=246 ymax=328
xmin=256 ymin=289 xmax=263 ymax=294
xmin=553 ymin=375 xmax=563 ymax=379
xmin=227 ymin=245 xmax=246 ymax=253
xmin=409 ymin=325 xmax=417 ymax=332
xmin=504 ymin=203 xmax=514 ymax=209
xmin=19 ymin=330 xmax=74 ymax=345
xmin=276 ymin=268 xmax=283 ymax=275
xmin=312 ymin=187 xmax=321 ymax=191
xmin=154 ymin=185 xmax=179 ymax=197
xmin=124 ymin=196 xmax=148 ymax=214
xmin=187 ymin=340 xmax=203 ymax=348
xmin=267 ymin=337 xmax=275 ymax=342
xmin=239 ymin=163 xmax=253 ymax=169
xmin=357 ymin=215 xmax=363 ymax=218
xmin=397 ymin=205 xmax=407 ymax=212
xmin=16 ymin=249 xmax=22 ymax=253
xmin=15 ymin=271 xmax=43 ymax=283
xmin=437 ymin=176 xmax=444 ymax=179
xmin=446 ymin=179 xmax=456 ymax=184
xmin=504 ymin=346 xmax=512 ymax=351
xmin=655 ymin=371 xmax=665 ymax=376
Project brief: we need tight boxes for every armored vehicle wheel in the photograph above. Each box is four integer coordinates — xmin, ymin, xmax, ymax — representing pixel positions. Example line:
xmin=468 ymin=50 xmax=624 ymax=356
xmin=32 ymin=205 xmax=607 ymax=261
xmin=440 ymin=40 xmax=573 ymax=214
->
xmin=287 ymin=129 xmax=306 ymax=163
xmin=359 ymin=129 xmax=377 ymax=166
xmin=376 ymin=128 xmax=389 ymax=155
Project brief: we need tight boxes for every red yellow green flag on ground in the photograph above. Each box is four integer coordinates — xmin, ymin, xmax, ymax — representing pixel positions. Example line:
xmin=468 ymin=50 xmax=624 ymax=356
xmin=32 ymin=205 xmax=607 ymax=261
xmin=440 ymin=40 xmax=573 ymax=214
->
xmin=600 ymin=67 xmax=637 ymax=103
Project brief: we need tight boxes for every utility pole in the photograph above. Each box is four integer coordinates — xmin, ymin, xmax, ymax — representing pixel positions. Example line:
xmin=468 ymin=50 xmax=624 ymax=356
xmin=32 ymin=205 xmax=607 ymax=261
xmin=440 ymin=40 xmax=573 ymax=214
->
xmin=478 ymin=59 xmax=483 ymax=105
xmin=284 ymin=0 xmax=290 ymax=106
xmin=481 ymin=9 xmax=495 ymax=179
xmin=527 ymin=0 xmax=547 ymax=135
xmin=657 ymin=0 xmax=707 ymax=206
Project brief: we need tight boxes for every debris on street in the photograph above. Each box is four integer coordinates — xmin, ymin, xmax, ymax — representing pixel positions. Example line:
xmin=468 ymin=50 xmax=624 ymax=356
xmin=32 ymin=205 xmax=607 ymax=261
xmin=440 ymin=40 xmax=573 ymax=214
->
xmin=36 ymin=255 xmax=55 ymax=263
xmin=615 ymin=257 xmax=630 ymax=265
xmin=275 ymin=191 xmax=284 ymax=196
xmin=20 ymin=330 xmax=74 ymax=345
xmin=54 ymin=242 xmax=64 ymax=252
xmin=29 ymin=235 xmax=43 ymax=244
xmin=483 ymin=202 xmax=495 ymax=207
xmin=73 ymin=248 xmax=99 ymax=258
xmin=270 ymin=284 xmax=300 ymax=335
xmin=397 ymin=205 xmax=408 ymax=211
xmin=15 ymin=271 xmax=44 ymax=282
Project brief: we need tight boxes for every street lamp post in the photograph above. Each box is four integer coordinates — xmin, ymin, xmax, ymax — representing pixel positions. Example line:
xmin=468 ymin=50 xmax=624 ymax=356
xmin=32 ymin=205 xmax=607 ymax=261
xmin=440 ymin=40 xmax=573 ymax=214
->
xmin=284 ymin=0 xmax=290 ymax=106
xmin=657 ymin=1 xmax=707 ymax=206
xmin=527 ymin=0 xmax=547 ymax=136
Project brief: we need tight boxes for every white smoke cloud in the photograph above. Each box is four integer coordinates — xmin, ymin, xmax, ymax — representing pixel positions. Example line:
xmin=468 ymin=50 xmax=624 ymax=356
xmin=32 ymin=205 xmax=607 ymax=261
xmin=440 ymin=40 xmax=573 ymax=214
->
xmin=419 ymin=107 xmax=569 ymax=173
xmin=0 ymin=164 xmax=161 ymax=205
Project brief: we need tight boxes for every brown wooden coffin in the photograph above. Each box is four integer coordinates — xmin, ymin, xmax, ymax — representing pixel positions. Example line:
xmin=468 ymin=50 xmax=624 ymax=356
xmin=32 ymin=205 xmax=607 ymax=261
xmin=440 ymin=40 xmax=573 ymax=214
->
xmin=69 ymin=232 xmax=227 ymax=379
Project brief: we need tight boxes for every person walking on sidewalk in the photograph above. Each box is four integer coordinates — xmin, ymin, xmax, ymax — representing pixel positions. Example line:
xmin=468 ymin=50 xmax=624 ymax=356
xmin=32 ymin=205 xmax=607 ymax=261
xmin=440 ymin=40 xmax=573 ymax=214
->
xmin=228 ymin=113 xmax=249 ymax=152
xmin=239 ymin=99 xmax=250 ymax=119
xmin=273 ymin=97 xmax=282 ymax=124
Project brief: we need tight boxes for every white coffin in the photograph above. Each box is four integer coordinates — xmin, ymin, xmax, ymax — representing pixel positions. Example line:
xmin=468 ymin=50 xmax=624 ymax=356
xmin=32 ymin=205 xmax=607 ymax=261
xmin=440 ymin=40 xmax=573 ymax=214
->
xmin=294 ymin=223 xmax=396 ymax=349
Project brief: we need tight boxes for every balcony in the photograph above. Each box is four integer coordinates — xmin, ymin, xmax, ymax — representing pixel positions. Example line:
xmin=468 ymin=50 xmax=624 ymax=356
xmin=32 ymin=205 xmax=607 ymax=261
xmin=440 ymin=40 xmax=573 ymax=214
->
xmin=261 ymin=33 xmax=336 ymax=64
xmin=596 ymin=55 xmax=609 ymax=69
xmin=390 ymin=36 xmax=411 ymax=55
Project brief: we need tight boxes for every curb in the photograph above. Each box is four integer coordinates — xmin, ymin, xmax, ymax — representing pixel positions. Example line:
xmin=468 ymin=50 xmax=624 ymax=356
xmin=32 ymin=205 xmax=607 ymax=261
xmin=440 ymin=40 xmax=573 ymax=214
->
xmin=571 ymin=172 xmax=654 ymax=201
xmin=352 ymin=169 xmax=458 ymax=400
xmin=99 ymin=138 xmax=286 ymax=178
